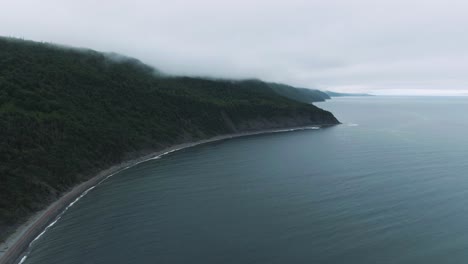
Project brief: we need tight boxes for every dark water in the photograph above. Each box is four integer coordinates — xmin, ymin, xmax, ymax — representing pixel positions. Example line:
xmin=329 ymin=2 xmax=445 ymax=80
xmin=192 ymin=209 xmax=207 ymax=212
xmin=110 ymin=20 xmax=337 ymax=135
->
xmin=24 ymin=97 xmax=468 ymax=264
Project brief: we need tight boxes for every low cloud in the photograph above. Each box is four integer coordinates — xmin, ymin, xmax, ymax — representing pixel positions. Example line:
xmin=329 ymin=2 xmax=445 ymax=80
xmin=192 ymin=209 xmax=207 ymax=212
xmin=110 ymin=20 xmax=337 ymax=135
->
xmin=2 ymin=0 xmax=468 ymax=94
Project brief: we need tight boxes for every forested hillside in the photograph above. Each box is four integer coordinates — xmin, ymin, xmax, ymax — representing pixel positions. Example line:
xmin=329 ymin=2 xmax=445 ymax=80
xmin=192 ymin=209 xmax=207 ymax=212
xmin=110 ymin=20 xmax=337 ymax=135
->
xmin=269 ymin=83 xmax=331 ymax=103
xmin=325 ymin=91 xmax=373 ymax=97
xmin=0 ymin=37 xmax=338 ymax=235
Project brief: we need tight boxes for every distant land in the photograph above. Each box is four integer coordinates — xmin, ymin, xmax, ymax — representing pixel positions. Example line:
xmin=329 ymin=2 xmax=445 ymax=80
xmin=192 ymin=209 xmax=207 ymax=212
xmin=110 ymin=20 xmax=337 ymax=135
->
xmin=0 ymin=37 xmax=340 ymax=242
xmin=268 ymin=83 xmax=331 ymax=103
xmin=325 ymin=91 xmax=373 ymax=97
xmin=268 ymin=84 xmax=372 ymax=103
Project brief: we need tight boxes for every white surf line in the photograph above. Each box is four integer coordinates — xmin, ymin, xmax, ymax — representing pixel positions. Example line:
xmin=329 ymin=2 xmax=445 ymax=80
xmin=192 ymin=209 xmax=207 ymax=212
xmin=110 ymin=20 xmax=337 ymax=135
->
xmin=14 ymin=125 xmax=323 ymax=263
xmin=17 ymin=256 xmax=27 ymax=264
xmin=28 ymin=184 xmax=98 ymax=247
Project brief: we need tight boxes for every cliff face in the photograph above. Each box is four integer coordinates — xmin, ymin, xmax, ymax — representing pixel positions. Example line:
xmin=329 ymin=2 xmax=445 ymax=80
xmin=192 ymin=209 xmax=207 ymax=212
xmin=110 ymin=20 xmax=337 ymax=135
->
xmin=0 ymin=37 xmax=339 ymax=234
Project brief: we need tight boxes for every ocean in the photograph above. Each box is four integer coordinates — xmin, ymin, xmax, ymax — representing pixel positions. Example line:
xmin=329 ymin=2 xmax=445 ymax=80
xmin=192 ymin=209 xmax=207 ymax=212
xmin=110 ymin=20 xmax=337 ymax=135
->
xmin=22 ymin=96 xmax=468 ymax=264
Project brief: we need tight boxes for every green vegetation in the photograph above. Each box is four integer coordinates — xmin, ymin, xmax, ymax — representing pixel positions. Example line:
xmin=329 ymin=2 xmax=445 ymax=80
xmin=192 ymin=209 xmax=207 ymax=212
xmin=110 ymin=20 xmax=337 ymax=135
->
xmin=0 ymin=37 xmax=338 ymax=234
xmin=269 ymin=83 xmax=331 ymax=103
xmin=325 ymin=91 xmax=373 ymax=97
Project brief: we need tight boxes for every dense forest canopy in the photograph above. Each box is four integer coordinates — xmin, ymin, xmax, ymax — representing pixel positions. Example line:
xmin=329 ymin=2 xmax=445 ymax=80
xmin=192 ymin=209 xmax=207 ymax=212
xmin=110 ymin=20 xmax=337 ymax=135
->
xmin=0 ymin=37 xmax=338 ymax=236
xmin=268 ymin=83 xmax=331 ymax=103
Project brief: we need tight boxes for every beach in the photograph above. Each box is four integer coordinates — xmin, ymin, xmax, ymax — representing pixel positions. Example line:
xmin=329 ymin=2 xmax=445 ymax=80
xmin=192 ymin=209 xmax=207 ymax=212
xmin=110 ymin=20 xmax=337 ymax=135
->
xmin=0 ymin=125 xmax=326 ymax=264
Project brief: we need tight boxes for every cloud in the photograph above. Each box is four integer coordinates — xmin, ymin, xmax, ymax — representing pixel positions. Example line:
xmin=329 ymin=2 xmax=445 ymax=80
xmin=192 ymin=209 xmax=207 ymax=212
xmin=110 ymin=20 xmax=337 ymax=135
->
xmin=1 ymin=0 xmax=468 ymax=94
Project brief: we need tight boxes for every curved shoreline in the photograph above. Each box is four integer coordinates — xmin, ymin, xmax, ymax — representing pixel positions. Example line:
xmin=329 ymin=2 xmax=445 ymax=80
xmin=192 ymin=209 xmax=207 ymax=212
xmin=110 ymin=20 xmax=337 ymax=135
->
xmin=0 ymin=125 xmax=333 ymax=264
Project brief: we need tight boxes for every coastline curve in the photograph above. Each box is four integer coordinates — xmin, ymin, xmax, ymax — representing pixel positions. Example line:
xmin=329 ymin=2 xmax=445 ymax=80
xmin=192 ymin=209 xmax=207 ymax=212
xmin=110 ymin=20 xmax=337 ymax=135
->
xmin=0 ymin=124 xmax=335 ymax=264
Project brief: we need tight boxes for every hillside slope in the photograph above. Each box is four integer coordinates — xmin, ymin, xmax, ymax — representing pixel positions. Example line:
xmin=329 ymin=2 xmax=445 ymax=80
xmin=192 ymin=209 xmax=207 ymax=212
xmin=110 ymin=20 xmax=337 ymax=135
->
xmin=269 ymin=83 xmax=331 ymax=103
xmin=325 ymin=91 xmax=373 ymax=97
xmin=0 ymin=37 xmax=339 ymax=235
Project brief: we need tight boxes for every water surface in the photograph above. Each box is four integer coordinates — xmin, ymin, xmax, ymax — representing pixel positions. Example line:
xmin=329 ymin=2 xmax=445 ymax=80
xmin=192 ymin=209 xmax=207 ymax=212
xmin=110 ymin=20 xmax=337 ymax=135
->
xmin=24 ymin=97 xmax=468 ymax=264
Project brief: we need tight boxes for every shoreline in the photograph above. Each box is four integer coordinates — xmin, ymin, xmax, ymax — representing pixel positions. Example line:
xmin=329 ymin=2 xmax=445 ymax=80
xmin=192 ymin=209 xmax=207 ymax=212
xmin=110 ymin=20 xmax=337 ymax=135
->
xmin=0 ymin=125 xmax=333 ymax=264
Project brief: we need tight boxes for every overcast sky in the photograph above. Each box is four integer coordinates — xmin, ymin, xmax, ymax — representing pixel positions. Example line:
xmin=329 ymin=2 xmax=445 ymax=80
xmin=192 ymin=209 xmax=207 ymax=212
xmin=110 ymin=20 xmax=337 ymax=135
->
xmin=2 ymin=0 xmax=468 ymax=95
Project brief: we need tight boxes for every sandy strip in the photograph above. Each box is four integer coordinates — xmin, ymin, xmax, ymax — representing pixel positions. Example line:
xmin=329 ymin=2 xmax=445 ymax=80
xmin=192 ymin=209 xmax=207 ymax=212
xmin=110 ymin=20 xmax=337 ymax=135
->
xmin=0 ymin=125 xmax=331 ymax=264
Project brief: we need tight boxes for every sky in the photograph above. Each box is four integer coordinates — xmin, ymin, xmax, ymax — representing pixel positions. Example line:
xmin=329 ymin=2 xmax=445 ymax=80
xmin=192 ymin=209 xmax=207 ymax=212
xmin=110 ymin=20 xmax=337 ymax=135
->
xmin=2 ymin=0 xmax=468 ymax=95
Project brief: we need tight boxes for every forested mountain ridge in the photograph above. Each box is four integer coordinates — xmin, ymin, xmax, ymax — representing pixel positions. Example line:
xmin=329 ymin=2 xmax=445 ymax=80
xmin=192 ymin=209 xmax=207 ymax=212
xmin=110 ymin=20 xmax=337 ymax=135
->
xmin=268 ymin=83 xmax=331 ymax=103
xmin=325 ymin=91 xmax=373 ymax=97
xmin=0 ymin=37 xmax=338 ymax=236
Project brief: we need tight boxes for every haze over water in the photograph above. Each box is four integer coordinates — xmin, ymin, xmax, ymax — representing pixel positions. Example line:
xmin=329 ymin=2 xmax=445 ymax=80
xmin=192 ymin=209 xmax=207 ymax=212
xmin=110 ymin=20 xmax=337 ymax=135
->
xmin=23 ymin=97 xmax=468 ymax=264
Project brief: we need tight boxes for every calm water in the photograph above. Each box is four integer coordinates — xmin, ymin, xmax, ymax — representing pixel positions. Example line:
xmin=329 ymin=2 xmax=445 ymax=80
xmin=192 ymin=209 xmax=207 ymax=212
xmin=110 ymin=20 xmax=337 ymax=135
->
xmin=24 ymin=97 xmax=468 ymax=264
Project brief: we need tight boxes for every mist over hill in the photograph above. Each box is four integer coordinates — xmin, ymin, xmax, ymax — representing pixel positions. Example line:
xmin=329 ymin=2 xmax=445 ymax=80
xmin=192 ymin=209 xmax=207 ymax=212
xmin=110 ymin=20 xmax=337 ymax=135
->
xmin=0 ymin=37 xmax=339 ymax=236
